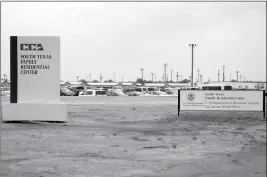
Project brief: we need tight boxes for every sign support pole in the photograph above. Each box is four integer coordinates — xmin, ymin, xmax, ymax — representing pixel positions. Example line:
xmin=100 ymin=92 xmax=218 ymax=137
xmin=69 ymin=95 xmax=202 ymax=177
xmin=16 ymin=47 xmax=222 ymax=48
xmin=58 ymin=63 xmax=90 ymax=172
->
xmin=178 ymin=90 xmax=180 ymax=117
xmin=263 ymin=90 xmax=266 ymax=118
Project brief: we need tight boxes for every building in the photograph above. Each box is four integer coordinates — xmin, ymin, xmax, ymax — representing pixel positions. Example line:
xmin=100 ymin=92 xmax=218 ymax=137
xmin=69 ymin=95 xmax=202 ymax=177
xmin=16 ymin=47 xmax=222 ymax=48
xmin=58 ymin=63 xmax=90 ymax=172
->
xmin=1 ymin=80 xmax=10 ymax=88
xmin=68 ymin=81 xmax=86 ymax=87
xmin=60 ymin=81 xmax=71 ymax=88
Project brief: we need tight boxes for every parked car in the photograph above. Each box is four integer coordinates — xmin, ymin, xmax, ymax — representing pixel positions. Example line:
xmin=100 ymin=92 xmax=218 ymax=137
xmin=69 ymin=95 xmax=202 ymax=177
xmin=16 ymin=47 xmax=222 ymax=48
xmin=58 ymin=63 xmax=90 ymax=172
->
xmin=1 ymin=87 xmax=10 ymax=96
xmin=60 ymin=87 xmax=75 ymax=96
xmin=68 ymin=86 xmax=85 ymax=96
xmin=79 ymin=89 xmax=107 ymax=96
xmin=107 ymin=89 xmax=128 ymax=96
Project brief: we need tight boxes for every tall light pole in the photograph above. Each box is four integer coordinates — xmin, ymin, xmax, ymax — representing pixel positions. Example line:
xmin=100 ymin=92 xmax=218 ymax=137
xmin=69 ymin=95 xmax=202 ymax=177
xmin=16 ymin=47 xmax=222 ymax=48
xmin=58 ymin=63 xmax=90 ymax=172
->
xmin=140 ymin=68 xmax=144 ymax=81
xmin=189 ymin=44 xmax=197 ymax=87
xmin=3 ymin=74 xmax=7 ymax=81
xmin=176 ymin=72 xmax=179 ymax=83
xmin=163 ymin=63 xmax=168 ymax=82
xmin=236 ymin=71 xmax=239 ymax=82
xmin=151 ymin=73 xmax=154 ymax=82
xmin=170 ymin=69 xmax=173 ymax=82
xmin=222 ymin=65 xmax=225 ymax=82
xmin=217 ymin=69 xmax=220 ymax=82
xmin=197 ymin=69 xmax=200 ymax=82
xmin=100 ymin=73 xmax=102 ymax=83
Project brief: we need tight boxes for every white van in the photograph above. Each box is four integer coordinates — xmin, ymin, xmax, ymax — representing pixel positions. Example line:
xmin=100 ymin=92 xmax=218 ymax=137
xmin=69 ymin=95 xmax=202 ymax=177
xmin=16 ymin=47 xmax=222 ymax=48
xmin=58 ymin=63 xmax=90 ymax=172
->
xmin=79 ymin=89 xmax=107 ymax=96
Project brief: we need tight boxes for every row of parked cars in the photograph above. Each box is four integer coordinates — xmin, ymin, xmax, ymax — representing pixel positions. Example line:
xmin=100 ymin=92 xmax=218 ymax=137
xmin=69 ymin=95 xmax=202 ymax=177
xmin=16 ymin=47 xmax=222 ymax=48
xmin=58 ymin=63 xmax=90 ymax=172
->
xmin=60 ymin=85 xmax=179 ymax=97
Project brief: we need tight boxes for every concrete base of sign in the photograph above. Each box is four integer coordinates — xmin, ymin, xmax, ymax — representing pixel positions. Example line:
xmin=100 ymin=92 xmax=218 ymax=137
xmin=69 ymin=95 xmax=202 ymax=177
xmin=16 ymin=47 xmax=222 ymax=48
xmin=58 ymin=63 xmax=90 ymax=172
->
xmin=2 ymin=103 xmax=68 ymax=122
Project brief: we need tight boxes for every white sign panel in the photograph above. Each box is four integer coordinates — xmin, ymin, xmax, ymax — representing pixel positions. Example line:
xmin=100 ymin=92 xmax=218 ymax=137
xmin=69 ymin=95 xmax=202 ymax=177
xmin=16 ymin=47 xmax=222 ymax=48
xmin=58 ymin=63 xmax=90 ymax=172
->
xmin=180 ymin=90 xmax=263 ymax=111
xmin=17 ymin=36 xmax=60 ymax=103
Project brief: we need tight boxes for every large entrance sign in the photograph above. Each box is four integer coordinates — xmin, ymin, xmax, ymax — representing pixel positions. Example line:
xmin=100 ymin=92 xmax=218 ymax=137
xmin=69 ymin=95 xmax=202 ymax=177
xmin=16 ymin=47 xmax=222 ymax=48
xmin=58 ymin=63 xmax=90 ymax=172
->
xmin=178 ymin=90 xmax=265 ymax=117
xmin=2 ymin=36 xmax=67 ymax=122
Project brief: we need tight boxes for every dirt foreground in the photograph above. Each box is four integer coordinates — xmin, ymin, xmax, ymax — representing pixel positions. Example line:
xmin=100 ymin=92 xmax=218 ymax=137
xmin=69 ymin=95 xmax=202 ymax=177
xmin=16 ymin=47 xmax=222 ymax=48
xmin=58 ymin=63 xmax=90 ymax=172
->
xmin=1 ymin=97 xmax=266 ymax=177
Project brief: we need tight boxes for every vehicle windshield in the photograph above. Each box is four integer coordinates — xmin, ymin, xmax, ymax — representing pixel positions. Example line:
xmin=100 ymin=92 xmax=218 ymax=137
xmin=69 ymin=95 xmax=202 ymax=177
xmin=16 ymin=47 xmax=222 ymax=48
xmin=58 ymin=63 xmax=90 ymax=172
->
xmin=135 ymin=88 xmax=142 ymax=92
xmin=96 ymin=91 xmax=106 ymax=95
xmin=147 ymin=88 xmax=154 ymax=91
xmin=83 ymin=91 xmax=93 ymax=95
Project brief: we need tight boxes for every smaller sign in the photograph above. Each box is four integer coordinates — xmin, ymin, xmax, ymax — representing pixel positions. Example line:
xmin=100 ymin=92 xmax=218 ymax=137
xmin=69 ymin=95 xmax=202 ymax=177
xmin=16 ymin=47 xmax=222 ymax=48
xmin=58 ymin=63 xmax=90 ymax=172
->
xmin=180 ymin=90 xmax=264 ymax=111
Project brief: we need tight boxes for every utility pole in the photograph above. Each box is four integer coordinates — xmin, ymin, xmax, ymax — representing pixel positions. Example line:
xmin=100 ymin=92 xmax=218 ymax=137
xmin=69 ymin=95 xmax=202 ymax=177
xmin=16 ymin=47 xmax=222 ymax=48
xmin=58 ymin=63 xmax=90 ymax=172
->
xmin=176 ymin=72 xmax=179 ymax=83
xmin=163 ymin=63 xmax=168 ymax=82
xmin=197 ymin=69 xmax=200 ymax=82
xmin=200 ymin=74 xmax=203 ymax=82
xmin=100 ymin=73 xmax=102 ymax=83
xmin=222 ymin=65 xmax=225 ymax=82
xmin=113 ymin=73 xmax=115 ymax=82
xmin=140 ymin=68 xmax=144 ymax=81
xmin=170 ymin=69 xmax=173 ymax=82
xmin=76 ymin=76 xmax=79 ymax=81
xmin=236 ymin=71 xmax=239 ymax=82
xmin=217 ymin=70 xmax=220 ymax=82
xmin=151 ymin=73 xmax=154 ymax=82
xmin=189 ymin=44 xmax=197 ymax=87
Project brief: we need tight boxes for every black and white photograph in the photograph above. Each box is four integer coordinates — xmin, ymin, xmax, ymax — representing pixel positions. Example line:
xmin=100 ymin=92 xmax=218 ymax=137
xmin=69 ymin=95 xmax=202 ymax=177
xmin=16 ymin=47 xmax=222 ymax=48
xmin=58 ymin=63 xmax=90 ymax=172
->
xmin=0 ymin=1 xmax=266 ymax=177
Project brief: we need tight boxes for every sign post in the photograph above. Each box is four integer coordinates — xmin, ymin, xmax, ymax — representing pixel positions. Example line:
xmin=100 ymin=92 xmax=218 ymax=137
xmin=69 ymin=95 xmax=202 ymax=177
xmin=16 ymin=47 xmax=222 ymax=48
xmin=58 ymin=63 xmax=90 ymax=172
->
xmin=2 ymin=36 xmax=67 ymax=122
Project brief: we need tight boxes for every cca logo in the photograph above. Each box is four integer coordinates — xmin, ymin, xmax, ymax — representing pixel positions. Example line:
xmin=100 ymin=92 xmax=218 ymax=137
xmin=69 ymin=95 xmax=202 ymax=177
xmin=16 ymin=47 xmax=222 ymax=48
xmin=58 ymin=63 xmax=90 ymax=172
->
xmin=20 ymin=44 xmax=44 ymax=51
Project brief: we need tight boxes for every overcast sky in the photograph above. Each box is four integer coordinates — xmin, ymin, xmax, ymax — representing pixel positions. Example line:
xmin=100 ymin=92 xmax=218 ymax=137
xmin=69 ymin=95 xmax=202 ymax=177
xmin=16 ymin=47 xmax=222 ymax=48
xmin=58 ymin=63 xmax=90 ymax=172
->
xmin=1 ymin=2 xmax=266 ymax=82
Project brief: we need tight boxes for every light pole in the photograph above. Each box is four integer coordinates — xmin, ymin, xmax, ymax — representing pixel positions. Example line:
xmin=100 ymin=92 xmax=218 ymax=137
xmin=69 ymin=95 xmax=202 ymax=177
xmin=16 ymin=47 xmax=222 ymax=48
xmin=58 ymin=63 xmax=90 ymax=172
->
xmin=140 ymin=68 xmax=144 ymax=81
xmin=189 ymin=44 xmax=197 ymax=87
xmin=217 ymin=69 xmax=220 ymax=82
xmin=176 ymin=72 xmax=179 ymax=83
xmin=222 ymin=65 xmax=225 ymax=82
xmin=236 ymin=71 xmax=239 ymax=82
xmin=100 ymin=73 xmax=102 ymax=83
xmin=163 ymin=63 xmax=168 ymax=82
xmin=170 ymin=69 xmax=173 ymax=82
xmin=151 ymin=73 xmax=154 ymax=82
xmin=197 ymin=69 xmax=200 ymax=82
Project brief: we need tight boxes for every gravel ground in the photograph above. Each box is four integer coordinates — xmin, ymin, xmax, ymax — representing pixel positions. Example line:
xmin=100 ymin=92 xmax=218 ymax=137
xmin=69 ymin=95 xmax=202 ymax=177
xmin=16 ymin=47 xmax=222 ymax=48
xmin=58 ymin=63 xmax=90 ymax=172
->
xmin=1 ymin=96 xmax=266 ymax=177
